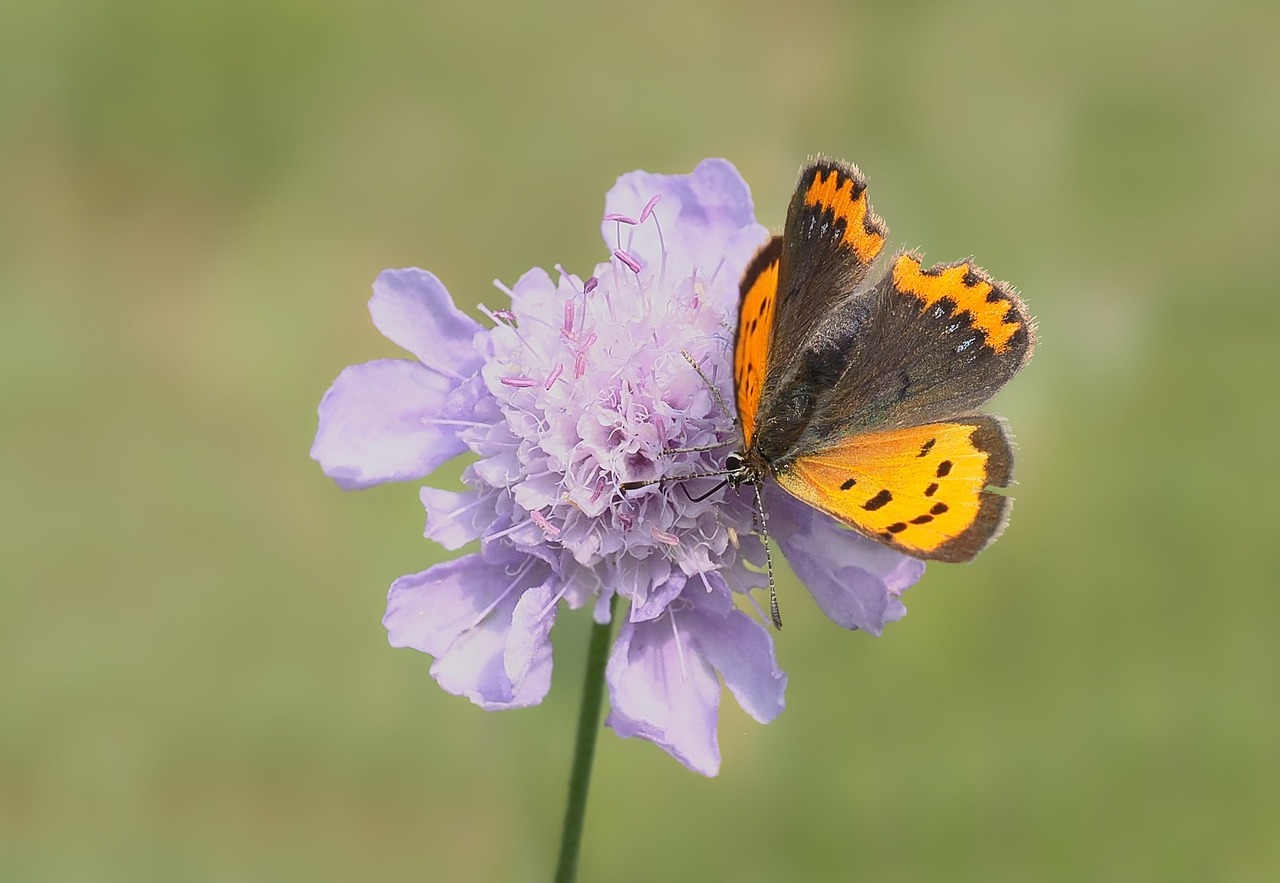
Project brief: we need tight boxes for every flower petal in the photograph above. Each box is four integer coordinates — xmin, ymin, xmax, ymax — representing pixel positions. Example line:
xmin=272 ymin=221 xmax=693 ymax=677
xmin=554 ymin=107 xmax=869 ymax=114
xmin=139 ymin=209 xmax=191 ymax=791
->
xmin=629 ymin=571 xmax=686 ymax=623
xmin=603 ymin=158 xmax=768 ymax=284
xmin=606 ymin=612 xmax=722 ymax=776
xmin=384 ymin=553 xmax=518 ymax=658
xmin=687 ymin=598 xmax=787 ymax=725
xmin=419 ymin=486 xmax=494 ymax=550
xmin=370 ymin=269 xmax=483 ymax=379
xmin=504 ymin=581 xmax=558 ymax=688
xmin=766 ymin=486 xmax=926 ymax=635
xmin=430 ymin=588 xmax=553 ymax=709
xmin=312 ymin=359 xmax=467 ymax=489
xmin=385 ymin=552 xmax=554 ymax=709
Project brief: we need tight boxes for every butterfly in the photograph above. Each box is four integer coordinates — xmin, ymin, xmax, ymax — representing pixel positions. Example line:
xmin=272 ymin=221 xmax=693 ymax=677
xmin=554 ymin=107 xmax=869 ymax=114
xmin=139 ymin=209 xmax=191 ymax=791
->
xmin=728 ymin=158 xmax=1035 ymax=627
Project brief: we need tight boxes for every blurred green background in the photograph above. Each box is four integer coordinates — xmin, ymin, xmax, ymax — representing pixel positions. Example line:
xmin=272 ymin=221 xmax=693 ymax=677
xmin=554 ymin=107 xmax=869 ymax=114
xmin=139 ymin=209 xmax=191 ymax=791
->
xmin=3 ymin=0 xmax=1277 ymax=879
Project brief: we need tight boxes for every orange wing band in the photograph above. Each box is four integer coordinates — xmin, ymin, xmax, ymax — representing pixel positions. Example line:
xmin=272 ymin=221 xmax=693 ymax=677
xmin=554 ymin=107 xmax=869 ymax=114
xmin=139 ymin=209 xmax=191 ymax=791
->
xmin=734 ymin=239 xmax=781 ymax=448
xmin=892 ymin=255 xmax=1025 ymax=354
xmin=803 ymin=167 xmax=886 ymax=265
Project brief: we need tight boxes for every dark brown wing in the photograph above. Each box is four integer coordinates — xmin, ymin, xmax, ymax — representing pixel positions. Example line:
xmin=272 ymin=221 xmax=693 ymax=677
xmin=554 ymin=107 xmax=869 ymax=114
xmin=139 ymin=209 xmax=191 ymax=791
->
xmin=748 ymin=159 xmax=888 ymax=459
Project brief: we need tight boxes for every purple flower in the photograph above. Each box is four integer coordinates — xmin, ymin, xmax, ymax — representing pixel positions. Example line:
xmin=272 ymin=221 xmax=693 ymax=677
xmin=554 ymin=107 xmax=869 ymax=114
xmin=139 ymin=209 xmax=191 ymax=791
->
xmin=311 ymin=159 xmax=925 ymax=775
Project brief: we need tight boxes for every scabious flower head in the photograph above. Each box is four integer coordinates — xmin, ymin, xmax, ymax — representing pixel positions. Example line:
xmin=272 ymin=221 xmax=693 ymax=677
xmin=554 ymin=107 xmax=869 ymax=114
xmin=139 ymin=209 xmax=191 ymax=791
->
xmin=311 ymin=159 xmax=925 ymax=775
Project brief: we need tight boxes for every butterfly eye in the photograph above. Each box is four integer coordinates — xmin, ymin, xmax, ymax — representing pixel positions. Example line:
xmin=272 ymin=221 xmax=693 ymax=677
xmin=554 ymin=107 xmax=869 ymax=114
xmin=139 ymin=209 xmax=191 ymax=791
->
xmin=725 ymin=452 xmax=745 ymax=472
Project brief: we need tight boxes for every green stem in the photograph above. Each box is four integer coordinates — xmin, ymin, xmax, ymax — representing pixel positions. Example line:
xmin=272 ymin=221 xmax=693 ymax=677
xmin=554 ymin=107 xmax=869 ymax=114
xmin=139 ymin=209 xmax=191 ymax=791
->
xmin=553 ymin=594 xmax=617 ymax=883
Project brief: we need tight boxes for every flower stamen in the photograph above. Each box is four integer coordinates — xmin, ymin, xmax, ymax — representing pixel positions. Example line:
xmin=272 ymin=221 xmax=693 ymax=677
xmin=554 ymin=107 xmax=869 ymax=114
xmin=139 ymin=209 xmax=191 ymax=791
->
xmin=613 ymin=248 xmax=642 ymax=274
xmin=545 ymin=363 xmax=564 ymax=390
xmin=652 ymin=526 xmax=680 ymax=546
xmin=530 ymin=509 xmax=562 ymax=538
xmin=639 ymin=194 xmax=661 ymax=223
xmin=562 ymin=300 xmax=576 ymax=340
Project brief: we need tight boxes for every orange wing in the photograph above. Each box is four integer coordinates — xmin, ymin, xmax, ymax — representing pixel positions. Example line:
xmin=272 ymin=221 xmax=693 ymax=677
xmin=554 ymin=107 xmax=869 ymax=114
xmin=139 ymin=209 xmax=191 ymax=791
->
xmin=773 ymin=416 xmax=1014 ymax=562
xmin=734 ymin=236 xmax=781 ymax=449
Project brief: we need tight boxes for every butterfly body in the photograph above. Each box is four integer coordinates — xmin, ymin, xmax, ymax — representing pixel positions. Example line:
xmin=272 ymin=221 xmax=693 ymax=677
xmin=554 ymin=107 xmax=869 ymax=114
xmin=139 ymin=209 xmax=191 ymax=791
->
xmin=732 ymin=159 xmax=1034 ymax=566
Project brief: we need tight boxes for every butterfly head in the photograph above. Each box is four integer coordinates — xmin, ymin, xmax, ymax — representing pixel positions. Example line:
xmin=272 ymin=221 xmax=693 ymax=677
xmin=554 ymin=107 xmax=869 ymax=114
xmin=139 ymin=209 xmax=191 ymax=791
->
xmin=723 ymin=450 xmax=755 ymax=490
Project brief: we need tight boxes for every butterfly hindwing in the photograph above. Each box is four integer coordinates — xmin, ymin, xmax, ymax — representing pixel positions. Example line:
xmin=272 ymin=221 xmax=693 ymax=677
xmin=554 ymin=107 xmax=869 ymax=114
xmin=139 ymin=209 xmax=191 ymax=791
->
xmin=773 ymin=415 xmax=1014 ymax=562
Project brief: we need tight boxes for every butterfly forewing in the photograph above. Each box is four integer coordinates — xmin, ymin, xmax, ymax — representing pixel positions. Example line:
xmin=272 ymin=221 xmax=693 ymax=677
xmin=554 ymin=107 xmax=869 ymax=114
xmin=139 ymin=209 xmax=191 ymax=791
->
xmin=756 ymin=161 xmax=888 ymax=411
xmin=774 ymin=416 xmax=1014 ymax=562
xmin=778 ymin=252 xmax=1036 ymax=458
xmin=734 ymin=237 xmax=782 ymax=450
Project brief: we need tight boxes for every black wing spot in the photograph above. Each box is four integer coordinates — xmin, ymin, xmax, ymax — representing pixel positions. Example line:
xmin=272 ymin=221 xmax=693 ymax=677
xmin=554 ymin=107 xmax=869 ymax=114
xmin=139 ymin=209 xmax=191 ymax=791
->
xmin=917 ymin=438 xmax=936 ymax=457
xmin=962 ymin=269 xmax=982 ymax=287
xmin=930 ymin=502 xmax=949 ymax=515
xmin=936 ymin=460 xmax=953 ymax=477
xmin=758 ymin=295 xmax=770 ymax=316
xmin=886 ymin=522 xmax=908 ymax=534
xmin=839 ymin=477 xmax=858 ymax=491
xmin=910 ymin=514 xmax=934 ymax=525
xmin=924 ymin=482 xmax=939 ymax=497
xmin=863 ymin=489 xmax=893 ymax=511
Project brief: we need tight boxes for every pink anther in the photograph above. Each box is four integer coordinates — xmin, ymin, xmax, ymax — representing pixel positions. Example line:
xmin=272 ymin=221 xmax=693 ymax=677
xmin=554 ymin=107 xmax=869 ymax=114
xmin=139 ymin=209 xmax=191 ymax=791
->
xmin=562 ymin=300 xmax=575 ymax=338
xmin=530 ymin=510 xmax=561 ymax=537
xmin=639 ymin=194 xmax=661 ymax=223
xmin=544 ymin=363 xmax=564 ymax=390
xmin=613 ymin=249 xmax=642 ymax=274
xmin=652 ymin=526 xmax=680 ymax=546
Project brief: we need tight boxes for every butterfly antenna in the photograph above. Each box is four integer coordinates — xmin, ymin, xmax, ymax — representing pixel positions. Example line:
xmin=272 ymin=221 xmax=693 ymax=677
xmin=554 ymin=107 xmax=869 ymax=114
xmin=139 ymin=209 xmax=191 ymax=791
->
xmin=619 ymin=469 xmax=731 ymax=493
xmin=680 ymin=350 xmax=737 ymax=427
xmin=753 ymin=479 xmax=782 ymax=630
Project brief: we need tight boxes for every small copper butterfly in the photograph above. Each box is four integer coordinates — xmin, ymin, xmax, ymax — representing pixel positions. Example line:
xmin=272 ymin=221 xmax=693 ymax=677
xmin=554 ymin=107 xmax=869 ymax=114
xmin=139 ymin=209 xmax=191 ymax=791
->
xmin=728 ymin=158 xmax=1036 ymax=626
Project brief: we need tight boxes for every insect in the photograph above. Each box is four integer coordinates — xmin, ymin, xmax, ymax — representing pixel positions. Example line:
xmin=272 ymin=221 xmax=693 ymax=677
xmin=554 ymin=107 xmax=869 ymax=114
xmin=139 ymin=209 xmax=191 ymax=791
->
xmin=730 ymin=158 xmax=1035 ymax=627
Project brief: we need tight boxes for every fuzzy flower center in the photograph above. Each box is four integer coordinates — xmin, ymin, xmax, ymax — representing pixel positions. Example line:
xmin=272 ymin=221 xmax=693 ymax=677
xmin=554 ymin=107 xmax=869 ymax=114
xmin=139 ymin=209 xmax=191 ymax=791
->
xmin=463 ymin=199 xmax=760 ymax=603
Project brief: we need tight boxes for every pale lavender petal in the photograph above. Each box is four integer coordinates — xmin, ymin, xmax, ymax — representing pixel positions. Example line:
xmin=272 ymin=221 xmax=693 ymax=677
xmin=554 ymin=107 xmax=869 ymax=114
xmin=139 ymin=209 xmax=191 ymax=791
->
xmin=592 ymin=584 xmax=616 ymax=624
xmin=766 ymin=486 xmax=926 ymax=635
xmin=606 ymin=612 xmax=721 ymax=776
xmin=687 ymin=598 xmax=786 ymax=724
xmin=603 ymin=158 xmax=768 ymax=284
xmin=419 ymin=487 xmax=493 ymax=550
xmin=506 ymin=267 xmax=559 ymax=322
xmin=504 ymin=581 xmax=558 ymax=687
xmin=384 ymin=552 xmax=544 ymax=658
xmin=312 ymin=359 xmax=467 ymax=490
xmin=430 ymin=588 xmax=553 ymax=709
xmin=370 ymin=268 xmax=483 ymax=379
xmin=629 ymin=571 xmax=686 ymax=623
